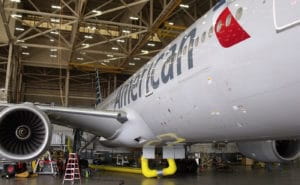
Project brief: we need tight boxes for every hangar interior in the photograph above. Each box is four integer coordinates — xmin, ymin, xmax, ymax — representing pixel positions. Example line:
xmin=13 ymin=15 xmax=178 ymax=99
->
xmin=0 ymin=0 xmax=300 ymax=184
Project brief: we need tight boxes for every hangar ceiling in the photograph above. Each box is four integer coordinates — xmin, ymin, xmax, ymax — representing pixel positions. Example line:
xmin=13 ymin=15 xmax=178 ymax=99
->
xmin=0 ymin=0 xmax=217 ymax=107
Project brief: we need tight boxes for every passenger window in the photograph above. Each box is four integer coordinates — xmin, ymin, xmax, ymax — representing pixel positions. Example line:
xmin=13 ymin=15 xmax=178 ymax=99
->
xmin=208 ymin=26 xmax=213 ymax=38
xmin=235 ymin=7 xmax=243 ymax=20
xmin=195 ymin=37 xmax=199 ymax=47
xmin=201 ymin=32 xmax=206 ymax=43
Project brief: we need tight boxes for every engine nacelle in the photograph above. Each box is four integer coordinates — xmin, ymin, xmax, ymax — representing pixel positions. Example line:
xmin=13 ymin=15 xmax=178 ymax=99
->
xmin=0 ymin=104 xmax=51 ymax=161
xmin=237 ymin=140 xmax=300 ymax=162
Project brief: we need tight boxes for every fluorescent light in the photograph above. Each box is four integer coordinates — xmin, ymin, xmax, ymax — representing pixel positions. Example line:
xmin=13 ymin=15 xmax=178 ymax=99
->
xmin=50 ymin=48 xmax=57 ymax=52
xmin=122 ymin=30 xmax=131 ymax=34
xmin=50 ymin=54 xmax=57 ymax=58
xmin=50 ymin=18 xmax=60 ymax=23
xmin=134 ymin=57 xmax=141 ymax=61
xmin=112 ymin=47 xmax=119 ymax=50
xmin=77 ymin=57 xmax=84 ymax=61
xmin=104 ymin=60 xmax=110 ymax=63
xmin=168 ymin=22 xmax=174 ymax=25
xmin=50 ymin=39 xmax=55 ymax=42
xmin=80 ymin=51 xmax=86 ymax=55
xmin=17 ymin=40 xmax=24 ymax=43
xmin=179 ymin=4 xmax=189 ymax=8
xmin=21 ymin=46 xmax=28 ymax=49
xmin=82 ymin=43 xmax=90 ymax=48
xmin=117 ymin=39 xmax=125 ymax=43
xmin=84 ymin=35 xmax=93 ymax=39
xmin=50 ymin=31 xmax=59 ymax=35
xmin=11 ymin=14 xmax=22 ymax=18
xmin=92 ymin=10 xmax=102 ymax=15
xmin=11 ymin=0 xmax=21 ymax=3
xmin=147 ymin=43 xmax=155 ymax=47
xmin=129 ymin=16 xmax=139 ymax=20
xmin=22 ymin=52 xmax=30 ymax=55
xmin=129 ymin=62 xmax=135 ymax=66
xmin=107 ymin=54 xmax=114 ymax=57
xmin=88 ymin=26 xmax=96 ymax=30
xmin=15 ymin=27 xmax=24 ymax=31
xmin=51 ymin=5 xmax=61 ymax=9
xmin=141 ymin=50 xmax=149 ymax=54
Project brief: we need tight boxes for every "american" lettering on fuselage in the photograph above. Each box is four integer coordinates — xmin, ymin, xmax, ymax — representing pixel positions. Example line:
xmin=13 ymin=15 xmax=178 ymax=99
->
xmin=114 ymin=27 xmax=197 ymax=109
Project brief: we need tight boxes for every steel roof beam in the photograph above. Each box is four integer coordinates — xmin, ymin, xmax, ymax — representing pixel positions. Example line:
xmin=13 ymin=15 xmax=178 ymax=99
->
xmin=84 ymin=0 xmax=150 ymax=20
xmin=5 ymin=8 xmax=78 ymax=20
xmin=121 ymin=0 xmax=181 ymax=66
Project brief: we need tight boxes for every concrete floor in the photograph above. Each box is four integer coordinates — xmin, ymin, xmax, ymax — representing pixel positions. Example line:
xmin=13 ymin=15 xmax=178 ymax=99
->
xmin=1 ymin=165 xmax=300 ymax=185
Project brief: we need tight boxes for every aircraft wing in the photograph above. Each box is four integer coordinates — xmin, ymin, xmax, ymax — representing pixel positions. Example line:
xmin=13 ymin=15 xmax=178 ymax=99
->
xmin=0 ymin=103 xmax=127 ymax=139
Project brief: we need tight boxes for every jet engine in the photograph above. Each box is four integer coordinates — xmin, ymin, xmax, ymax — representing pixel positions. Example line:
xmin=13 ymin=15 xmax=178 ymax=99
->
xmin=0 ymin=104 xmax=51 ymax=161
xmin=236 ymin=140 xmax=300 ymax=162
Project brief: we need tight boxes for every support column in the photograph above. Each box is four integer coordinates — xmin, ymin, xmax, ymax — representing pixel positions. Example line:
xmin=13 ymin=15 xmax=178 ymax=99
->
xmin=65 ymin=69 xmax=70 ymax=107
xmin=16 ymin=71 xmax=22 ymax=103
xmin=150 ymin=0 xmax=153 ymax=25
xmin=4 ymin=43 xmax=13 ymax=102
xmin=107 ymin=76 xmax=111 ymax=95
xmin=113 ymin=74 xmax=117 ymax=90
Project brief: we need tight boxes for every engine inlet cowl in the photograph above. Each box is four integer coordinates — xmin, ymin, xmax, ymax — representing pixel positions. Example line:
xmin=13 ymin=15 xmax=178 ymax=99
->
xmin=0 ymin=104 xmax=51 ymax=161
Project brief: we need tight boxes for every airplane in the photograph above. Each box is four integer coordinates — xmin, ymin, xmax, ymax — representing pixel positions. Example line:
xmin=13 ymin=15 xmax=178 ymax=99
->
xmin=1 ymin=0 xmax=300 ymax=178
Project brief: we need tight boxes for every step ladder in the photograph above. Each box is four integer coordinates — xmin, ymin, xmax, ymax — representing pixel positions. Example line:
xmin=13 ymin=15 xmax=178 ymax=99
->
xmin=62 ymin=153 xmax=81 ymax=184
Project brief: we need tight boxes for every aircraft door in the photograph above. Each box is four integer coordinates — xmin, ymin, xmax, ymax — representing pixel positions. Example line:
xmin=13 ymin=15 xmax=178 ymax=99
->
xmin=273 ymin=0 xmax=300 ymax=32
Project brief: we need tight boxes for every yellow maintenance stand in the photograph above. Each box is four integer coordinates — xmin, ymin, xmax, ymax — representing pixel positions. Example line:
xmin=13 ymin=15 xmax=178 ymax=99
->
xmin=89 ymin=157 xmax=177 ymax=178
xmin=141 ymin=157 xmax=177 ymax=178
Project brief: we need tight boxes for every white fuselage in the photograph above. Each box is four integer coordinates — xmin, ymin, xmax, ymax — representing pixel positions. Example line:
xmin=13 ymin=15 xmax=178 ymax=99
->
xmin=99 ymin=0 xmax=300 ymax=146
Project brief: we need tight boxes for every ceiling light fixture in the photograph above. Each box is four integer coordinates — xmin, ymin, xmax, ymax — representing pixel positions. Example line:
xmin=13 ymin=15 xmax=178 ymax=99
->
xmin=50 ymin=31 xmax=59 ymax=35
xmin=15 ymin=27 xmax=24 ymax=31
xmin=122 ymin=30 xmax=131 ymax=34
xmin=141 ymin=50 xmax=149 ymax=54
xmin=92 ymin=10 xmax=102 ymax=15
xmin=147 ymin=43 xmax=155 ymax=47
xmin=51 ymin=5 xmax=61 ymax=9
xmin=50 ymin=54 xmax=57 ymax=58
xmin=22 ymin=52 xmax=30 ymax=55
xmin=117 ymin=39 xmax=125 ymax=43
xmin=112 ymin=47 xmax=119 ymax=50
xmin=179 ymin=4 xmax=189 ymax=8
xmin=129 ymin=63 xmax=136 ymax=66
xmin=129 ymin=16 xmax=139 ymax=20
xmin=50 ymin=18 xmax=60 ymax=23
xmin=11 ymin=14 xmax=22 ymax=18
xmin=84 ymin=35 xmax=93 ymax=39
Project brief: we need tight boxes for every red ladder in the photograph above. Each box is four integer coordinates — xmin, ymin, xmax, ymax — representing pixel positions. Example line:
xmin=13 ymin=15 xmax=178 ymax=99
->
xmin=62 ymin=153 xmax=81 ymax=184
